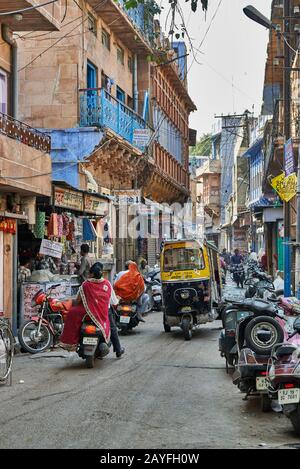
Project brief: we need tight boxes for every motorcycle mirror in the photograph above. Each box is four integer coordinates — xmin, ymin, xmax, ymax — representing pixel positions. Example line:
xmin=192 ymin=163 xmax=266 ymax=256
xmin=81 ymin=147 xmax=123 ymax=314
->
xmin=293 ymin=317 xmax=300 ymax=333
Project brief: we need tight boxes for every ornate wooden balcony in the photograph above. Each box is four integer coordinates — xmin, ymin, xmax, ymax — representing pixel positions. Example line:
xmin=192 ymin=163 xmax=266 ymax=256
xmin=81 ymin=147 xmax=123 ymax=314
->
xmin=79 ymin=88 xmax=152 ymax=151
xmin=0 ymin=112 xmax=51 ymax=153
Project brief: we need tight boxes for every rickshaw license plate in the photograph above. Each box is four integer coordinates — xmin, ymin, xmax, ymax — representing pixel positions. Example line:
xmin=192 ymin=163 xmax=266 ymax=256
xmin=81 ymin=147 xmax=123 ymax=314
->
xmin=181 ymin=307 xmax=192 ymax=312
xmin=278 ymin=388 xmax=300 ymax=405
xmin=120 ymin=316 xmax=131 ymax=324
xmin=83 ymin=337 xmax=98 ymax=345
xmin=256 ymin=377 xmax=268 ymax=391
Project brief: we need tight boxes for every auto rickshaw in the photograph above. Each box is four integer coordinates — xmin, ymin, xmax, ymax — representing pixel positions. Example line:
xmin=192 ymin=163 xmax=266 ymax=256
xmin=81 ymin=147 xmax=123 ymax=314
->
xmin=160 ymin=239 xmax=222 ymax=340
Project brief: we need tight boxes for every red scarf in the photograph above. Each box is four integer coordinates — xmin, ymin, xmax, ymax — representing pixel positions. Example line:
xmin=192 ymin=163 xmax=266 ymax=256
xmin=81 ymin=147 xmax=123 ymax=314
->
xmin=80 ymin=279 xmax=111 ymax=343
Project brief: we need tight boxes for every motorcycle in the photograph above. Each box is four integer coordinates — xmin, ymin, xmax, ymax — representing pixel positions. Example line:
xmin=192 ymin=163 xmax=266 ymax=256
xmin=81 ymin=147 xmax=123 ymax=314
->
xmin=77 ymin=313 xmax=111 ymax=369
xmin=145 ymin=277 xmax=162 ymax=311
xmin=18 ymin=284 xmax=72 ymax=354
xmin=232 ymin=303 xmax=300 ymax=410
xmin=267 ymin=318 xmax=300 ymax=434
xmin=219 ymin=298 xmax=284 ymax=370
xmin=115 ymin=300 xmax=141 ymax=332
xmin=231 ymin=264 xmax=245 ymax=288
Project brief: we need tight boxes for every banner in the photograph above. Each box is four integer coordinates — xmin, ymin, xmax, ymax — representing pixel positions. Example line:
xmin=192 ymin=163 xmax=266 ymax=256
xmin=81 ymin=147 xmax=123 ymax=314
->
xmin=270 ymin=172 xmax=297 ymax=202
xmin=284 ymin=138 xmax=294 ymax=176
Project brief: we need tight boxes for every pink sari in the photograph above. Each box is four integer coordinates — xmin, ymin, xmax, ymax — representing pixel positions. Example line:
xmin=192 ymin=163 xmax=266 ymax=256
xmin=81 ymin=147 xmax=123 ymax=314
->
xmin=61 ymin=279 xmax=111 ymax=345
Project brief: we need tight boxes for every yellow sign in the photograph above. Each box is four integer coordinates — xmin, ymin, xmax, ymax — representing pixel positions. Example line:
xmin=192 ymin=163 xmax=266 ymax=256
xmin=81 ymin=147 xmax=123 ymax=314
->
xmin=270 ymin=172 xmax=297 ymax=202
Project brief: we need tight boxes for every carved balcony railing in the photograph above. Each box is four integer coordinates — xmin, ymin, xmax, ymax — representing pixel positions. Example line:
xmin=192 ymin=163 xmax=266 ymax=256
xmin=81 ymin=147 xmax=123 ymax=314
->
xmin=79 ymin=88 xmax=152 ymax=151
xmin=0 ymin=112 xmax=51 ymax=153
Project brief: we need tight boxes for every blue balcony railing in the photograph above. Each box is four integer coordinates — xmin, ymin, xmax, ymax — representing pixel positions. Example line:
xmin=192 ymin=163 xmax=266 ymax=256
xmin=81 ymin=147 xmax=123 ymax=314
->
xmin=117 ymin=0 xmax=155 ymax=46
xmin=79 ymin=88 xmax=152 ymax=151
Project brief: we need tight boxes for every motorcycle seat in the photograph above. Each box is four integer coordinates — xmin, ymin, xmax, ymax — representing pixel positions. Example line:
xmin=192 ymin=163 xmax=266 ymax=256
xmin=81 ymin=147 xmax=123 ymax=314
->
xmin=275 ymin=344 xmax=299 ymax=358
xmin=231 ymin=299 xmax=277 ymax=315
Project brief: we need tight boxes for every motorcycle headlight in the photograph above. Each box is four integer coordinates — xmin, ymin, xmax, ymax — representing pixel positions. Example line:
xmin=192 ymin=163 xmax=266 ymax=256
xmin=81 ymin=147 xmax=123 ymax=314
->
xmin=180 ymin=291 xmax=190 ymax=299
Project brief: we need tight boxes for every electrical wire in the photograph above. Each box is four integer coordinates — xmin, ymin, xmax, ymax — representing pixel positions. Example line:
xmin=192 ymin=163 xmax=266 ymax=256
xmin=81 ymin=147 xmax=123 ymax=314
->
xmin=61 ymin=0 xmax=68 ymax=23
xmin=18 ymin=0 xmax=107 ymax=72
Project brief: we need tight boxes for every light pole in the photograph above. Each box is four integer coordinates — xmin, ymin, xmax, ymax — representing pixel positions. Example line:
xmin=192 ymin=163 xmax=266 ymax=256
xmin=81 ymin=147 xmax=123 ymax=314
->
xmin=243 ymin=3 xmax=292 ymax=296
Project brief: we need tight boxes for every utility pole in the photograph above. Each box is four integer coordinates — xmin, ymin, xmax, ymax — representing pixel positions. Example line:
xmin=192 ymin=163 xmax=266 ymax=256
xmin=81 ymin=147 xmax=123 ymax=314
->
xmin=296 ymin=146 xmax=300 ymax=298
xmin=283 ymin=0 xmax=292 ymax=296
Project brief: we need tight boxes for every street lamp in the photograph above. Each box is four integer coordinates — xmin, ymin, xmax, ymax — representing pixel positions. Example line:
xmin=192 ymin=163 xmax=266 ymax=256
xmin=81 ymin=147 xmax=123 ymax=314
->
xmin=244 ymin=2 xmax=293 ymax=297
xmin=243 ymin=5 xmax=274 ymax=30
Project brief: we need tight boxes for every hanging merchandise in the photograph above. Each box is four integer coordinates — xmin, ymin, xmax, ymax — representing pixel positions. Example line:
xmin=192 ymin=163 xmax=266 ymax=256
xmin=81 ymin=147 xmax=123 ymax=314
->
xmin=47 ymin=213 xmax=59 ymax=237
xmin=34 ymin=211 xmax=46 ymax=239
xmin=0 ymin=218 xmax=17 ymax=234
xmin=62 ymin=214 xmax=70 ymax=236
xmin=82 ymin=218 xmax=97 ymax=241
xmin=103 ymin=221 xmax=112 ymax=244
xmin=57 ymin=214 xmax=63 ymax=237
xmin=66 ymin=219 xmax=75 ymax=241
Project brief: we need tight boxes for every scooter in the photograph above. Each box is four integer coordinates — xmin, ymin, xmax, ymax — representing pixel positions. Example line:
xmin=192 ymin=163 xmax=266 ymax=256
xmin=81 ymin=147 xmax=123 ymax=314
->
xmin=267 ymin=318 xmax=300 ymax=434
xmin=115 ymin=301 xmax=141 ymax=332
xmin=232 ymin=310 xmax=300 ymax=411
xmin=219 ymin=298 xmax=283 ymax=370
xmin=77 ymin=314 xmax=111 ymax=369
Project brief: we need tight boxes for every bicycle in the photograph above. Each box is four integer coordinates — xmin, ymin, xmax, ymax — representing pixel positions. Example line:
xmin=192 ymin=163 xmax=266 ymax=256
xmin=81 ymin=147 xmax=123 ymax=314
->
xmin=0 ymin=316 xmax=14 ymax=384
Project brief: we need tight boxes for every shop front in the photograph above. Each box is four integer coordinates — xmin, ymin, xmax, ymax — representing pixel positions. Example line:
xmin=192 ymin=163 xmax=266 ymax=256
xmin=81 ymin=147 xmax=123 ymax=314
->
xmin=18 ymin=183 xmax=115 ymax=324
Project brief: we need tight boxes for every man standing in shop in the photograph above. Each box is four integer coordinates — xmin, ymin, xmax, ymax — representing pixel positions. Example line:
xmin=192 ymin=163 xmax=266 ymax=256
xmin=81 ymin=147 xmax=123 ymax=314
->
xmin=77 ymin=244 xmax=92 ymax=284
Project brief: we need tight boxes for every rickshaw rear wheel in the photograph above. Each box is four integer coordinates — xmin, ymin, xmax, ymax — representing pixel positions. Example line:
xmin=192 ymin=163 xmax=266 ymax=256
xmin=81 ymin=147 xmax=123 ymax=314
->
xmin=182 ymin=318 xmax=192 ymax=341
xmin=163 ymin=314 xmax=171 ymax=333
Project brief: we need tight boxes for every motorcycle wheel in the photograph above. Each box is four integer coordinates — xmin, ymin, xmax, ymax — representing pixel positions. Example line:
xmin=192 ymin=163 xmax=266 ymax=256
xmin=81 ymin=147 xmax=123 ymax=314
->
xmin=18 ymin=321 xmax=52 ymax=354
xmin=182 ymin=318 xmax=192 ymax=341
xmin=290 ymin=405 xmax=300 ymax=435
xmin=86 ymin=355 xmax=95 ymax=368
xmin=244 ymin=316 xmax=284 ymax=355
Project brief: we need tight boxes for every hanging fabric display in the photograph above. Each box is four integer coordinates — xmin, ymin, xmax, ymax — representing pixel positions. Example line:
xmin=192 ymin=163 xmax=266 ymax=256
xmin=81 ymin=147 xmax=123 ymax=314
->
xmin=47 ymin=213 xmax=59 ymax=237
xmin=82 ymin=218 xmax=97 ymax=241
xmin=34 ymin=211 xmax=46 ymax=239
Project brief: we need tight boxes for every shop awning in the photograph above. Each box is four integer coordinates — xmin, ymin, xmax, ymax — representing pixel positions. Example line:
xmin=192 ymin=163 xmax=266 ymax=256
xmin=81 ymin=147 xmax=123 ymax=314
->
xmin=248 ymin=196 xmax=273 ymax=209
xmin=243 ymin=138 xmax=263 ymax=158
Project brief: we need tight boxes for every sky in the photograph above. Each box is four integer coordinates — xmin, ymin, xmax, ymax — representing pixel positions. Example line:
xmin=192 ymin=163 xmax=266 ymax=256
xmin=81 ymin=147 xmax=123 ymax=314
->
xmin=159 ymin=0 xmax=272 ymax=137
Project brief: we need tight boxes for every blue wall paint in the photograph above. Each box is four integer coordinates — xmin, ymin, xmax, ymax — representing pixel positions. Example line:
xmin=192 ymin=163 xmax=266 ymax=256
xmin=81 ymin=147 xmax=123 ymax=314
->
xmin=171 ymin=41 xmax=187 ymax=81
xmin=43 ymin=128 xmax=104 ymax=189
xmin=153 ymin=103 xmax=182 ymax=163
xmin=262 ymin=84 xmax=280 ymax=115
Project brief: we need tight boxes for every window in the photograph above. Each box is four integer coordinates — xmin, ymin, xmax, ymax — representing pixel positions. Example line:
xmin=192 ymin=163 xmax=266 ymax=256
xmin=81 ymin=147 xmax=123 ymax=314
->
xmin=102 ymin=29 xmax=110 ymax=50
xmin=163 ymin=247 xmax=205 ymax=272
xmin=127 ymin=95 xmax=133 ymax=109
xmin=128 ymin=56 xmax=133 ymax=73
xmin=0 ymin=70 xmax=8 ymax=114
xmin=116 ymin=86 xmax=125 ymax=103
xmin=117 ymin=46 xmax=125 ymax=66
xmin=87 ymin=61 xmax=97 ymax=91
xmin=88 ymin=13 xmax=97 ymax=36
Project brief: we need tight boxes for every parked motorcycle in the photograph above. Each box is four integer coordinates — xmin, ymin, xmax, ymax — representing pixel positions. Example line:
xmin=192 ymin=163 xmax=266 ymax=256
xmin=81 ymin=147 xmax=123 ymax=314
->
xmin=145 ymin=274 xmax=162 ymax=311
xmin=77 ymin=313 xmax=111 ymax=369
xmin=267 ymin=318 xmax=300 ymax=433
xmin=232 ymin=303 xmax=300 ymax=410
xmin=219 ymin=298 xmax=284 ymax=370
xmin=18 ymin=284 xmax=72 ymax=354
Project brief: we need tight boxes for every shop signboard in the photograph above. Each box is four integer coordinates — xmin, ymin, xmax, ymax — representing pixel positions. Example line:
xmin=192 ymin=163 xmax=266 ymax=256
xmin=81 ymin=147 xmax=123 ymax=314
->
xmin=133 ymin=129 xmax=151 ymax=148
xmin=114 ymin=189 xmax=141 ymax=205
xmin=84 ymin=194 xmax=109 ymax=216
xmin=40 ymin=239 xmax=63 ymax=259
xmin=270 ymin=172 xmax=297 ymax=202
xmin=54 ymin=186 xmax=84 ymax=211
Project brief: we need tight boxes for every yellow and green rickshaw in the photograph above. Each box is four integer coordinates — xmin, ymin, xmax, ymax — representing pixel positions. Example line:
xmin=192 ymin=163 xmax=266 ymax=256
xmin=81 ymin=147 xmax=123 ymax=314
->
xmin=160 ymin=239 xmax=222 ymax=340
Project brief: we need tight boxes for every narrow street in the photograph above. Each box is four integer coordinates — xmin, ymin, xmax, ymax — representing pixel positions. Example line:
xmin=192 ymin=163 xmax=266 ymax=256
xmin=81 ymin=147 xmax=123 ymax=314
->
xmin=0 ymin=284 xmax=299 ymax=449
